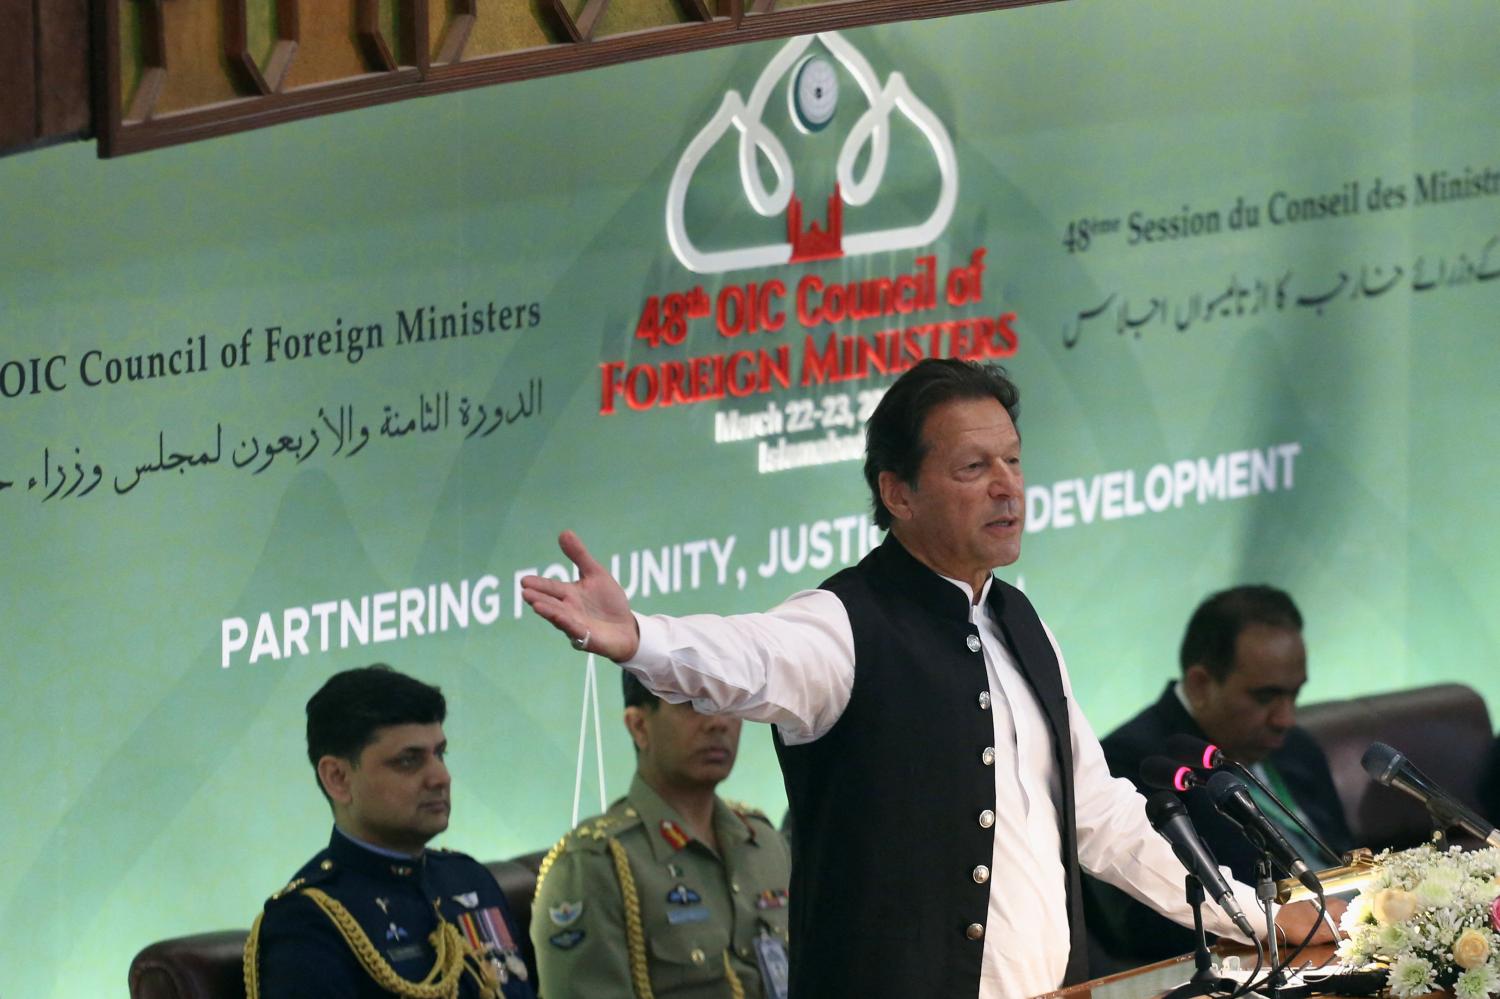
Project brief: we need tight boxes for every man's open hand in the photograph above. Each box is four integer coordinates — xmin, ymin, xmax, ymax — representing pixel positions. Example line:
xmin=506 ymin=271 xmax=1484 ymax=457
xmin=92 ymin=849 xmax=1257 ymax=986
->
xmin=519 ymin=531 xmax=641 ymax=662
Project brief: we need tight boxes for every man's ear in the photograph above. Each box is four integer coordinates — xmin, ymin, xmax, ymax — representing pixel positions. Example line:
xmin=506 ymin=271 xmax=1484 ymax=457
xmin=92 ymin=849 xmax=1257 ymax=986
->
xmin=1182 ymin=664 xmax=1214 ymax=709
xmin=317 ymin=755 xmax=355 ymax=806
xmin=878 ymin=470 xmax=915 ymax=524
xmin=623 ymin=707 xmax=650 ymax=753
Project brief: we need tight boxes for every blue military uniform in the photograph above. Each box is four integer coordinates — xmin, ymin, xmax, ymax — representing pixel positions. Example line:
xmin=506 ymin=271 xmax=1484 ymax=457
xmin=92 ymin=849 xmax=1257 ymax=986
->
xmin=246 ymin=829 xmax=535 ymax=999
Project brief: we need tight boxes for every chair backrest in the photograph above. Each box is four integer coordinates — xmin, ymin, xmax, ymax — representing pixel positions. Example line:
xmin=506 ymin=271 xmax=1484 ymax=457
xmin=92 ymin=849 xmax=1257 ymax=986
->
xmin=1298 ymin=682 xmax=1493 ymax=850
xmin=127 ymin=849 xmax=547 ymax=999
xmin=128 ymin=931 xmax=248 ymax=999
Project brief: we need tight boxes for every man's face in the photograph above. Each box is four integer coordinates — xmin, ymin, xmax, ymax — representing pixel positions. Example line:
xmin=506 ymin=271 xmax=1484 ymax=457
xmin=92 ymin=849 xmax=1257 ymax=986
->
xmin=627 ymin=701 xmax=742 ymax=793
xmin=879 ymin=396 xmax=1024 ymax=590
xmin=1185 ymin=624 xmax=1307 ymax=763
xmin=324 ymin=722 xmax=451 ymax=854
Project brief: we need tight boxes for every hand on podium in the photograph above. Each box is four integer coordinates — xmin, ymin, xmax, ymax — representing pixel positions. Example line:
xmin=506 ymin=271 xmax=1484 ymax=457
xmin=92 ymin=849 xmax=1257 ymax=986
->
xmin=1274 ymin=895 xmax=1347 ymax=945
xmin=521 ymin=531 xmax=642 ymax=662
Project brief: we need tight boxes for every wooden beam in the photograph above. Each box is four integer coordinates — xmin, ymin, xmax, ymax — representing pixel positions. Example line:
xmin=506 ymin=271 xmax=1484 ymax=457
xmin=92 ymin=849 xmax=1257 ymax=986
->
xmin=36 ymin=0 xmax=91 ymax=138
xmin=226 ymin=0 xmax=299 ymax=94
xmin=0 ymin=0 xmax=37 ymax=148
xmin=433 ymin=0 xmax=476 ymax=66
xmin=97 ymin=0 xmax=1061 ymax=157
xmin=121 ymin=0 xmax=166 ymax=124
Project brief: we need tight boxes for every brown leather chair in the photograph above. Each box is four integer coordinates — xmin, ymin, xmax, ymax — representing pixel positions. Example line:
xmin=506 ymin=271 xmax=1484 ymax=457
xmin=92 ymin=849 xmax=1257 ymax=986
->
xmin=129 ymin=931 xmax=249 ymax=999
xmin=1298 ymin=683 xmax=1493 ymax=851
xmin=128 ymin=849 xmax=547 ymax=999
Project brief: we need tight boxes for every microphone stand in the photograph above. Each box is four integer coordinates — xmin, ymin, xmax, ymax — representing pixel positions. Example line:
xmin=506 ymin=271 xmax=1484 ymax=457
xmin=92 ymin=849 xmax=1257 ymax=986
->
xmin=1428 ymin=816 xmax=1449 ymax=849
xmin=1257 ymin=856 xmax=1287 ymax=998
xmin=1226 ymin=761 xmax=1343 ymax=867
xmin=1163 ymin=873 xmax=1238 ymax=999
xmin=1424 ymin=798 xmax=1470 ymax=850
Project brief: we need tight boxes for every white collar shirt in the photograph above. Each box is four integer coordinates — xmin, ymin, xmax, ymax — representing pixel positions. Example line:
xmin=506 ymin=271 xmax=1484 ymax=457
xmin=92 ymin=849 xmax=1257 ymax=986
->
xmin=626 ymin=578 xmax=1262 ymax=997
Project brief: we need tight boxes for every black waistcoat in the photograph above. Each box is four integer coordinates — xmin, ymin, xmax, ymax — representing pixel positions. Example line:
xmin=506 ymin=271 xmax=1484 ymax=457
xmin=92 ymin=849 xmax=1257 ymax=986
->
xmin=773 ymin=535 xmax=1088 ymax=998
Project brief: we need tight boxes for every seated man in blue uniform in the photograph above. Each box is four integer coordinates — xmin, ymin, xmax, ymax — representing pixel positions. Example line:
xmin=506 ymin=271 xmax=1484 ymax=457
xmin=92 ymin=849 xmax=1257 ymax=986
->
xmin=244 ymin=664 xmax=535 ymax=999
xmin=1085 ymin=585 xmax=1355 ymax=968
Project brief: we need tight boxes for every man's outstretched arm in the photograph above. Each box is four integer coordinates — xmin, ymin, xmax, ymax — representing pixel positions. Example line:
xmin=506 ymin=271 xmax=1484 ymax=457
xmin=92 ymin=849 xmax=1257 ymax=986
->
xmin=520 ymin=531 xmax=854 ymax=743
xmin=520 ymin=531 xmax=641 ymax=661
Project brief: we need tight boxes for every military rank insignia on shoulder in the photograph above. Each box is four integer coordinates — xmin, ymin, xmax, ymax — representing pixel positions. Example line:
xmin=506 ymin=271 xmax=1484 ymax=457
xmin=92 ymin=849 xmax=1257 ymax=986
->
xmin=578 ymin=811 xmax=641 ymax=845
xmin=430 ymin=845 xmax=481 ymax=865
xmin=266 ymin=854 xmax=339 ymax=903
xmin=725 ymin=799 xmax=769 ymax=822
xmin=268 ymin=877 xmax=306 ymax=901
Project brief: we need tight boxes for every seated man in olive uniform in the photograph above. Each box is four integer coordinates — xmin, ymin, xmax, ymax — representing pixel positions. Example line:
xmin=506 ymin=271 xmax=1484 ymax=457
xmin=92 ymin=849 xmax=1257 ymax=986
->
xmin=532 ymin=673 xmax=791 ymax=999
xmin=245 ymin=664 xmax=535 ymax=999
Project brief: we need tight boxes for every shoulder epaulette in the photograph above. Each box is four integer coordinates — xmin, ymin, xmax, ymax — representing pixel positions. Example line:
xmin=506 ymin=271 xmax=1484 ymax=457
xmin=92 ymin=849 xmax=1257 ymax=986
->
xmin=268 ymin=877 xmax=307 ymax=902
xmin=264 ymin=856 xmax=338 ymax=904
xmin=726 ymin=799 xmax=771 ymax=823
xmin=534 ymin=811 xmax=640 ymax=895
xmin=425 ymin=845 xmax=481 ymax=866
xmin=579 ymin=809 xmax=645 ymax=848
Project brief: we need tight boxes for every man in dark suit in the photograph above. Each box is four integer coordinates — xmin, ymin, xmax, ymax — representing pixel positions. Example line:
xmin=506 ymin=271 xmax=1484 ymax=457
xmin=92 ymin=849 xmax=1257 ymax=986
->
xmin=1085 ymin=585 xmax=1355 ymax=968
xmin=1480 ymin=734 xmax=1500 ymax=825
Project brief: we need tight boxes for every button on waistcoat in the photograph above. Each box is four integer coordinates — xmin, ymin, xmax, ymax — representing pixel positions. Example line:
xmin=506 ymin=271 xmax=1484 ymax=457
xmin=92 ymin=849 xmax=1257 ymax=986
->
xmin=774 ymin=536 xmax=1088 ymax=998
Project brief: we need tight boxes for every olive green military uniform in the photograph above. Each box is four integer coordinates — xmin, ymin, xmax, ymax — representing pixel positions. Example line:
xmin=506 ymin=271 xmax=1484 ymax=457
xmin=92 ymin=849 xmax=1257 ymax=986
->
xmin=532 ymin=775 xmax=791 ymax=999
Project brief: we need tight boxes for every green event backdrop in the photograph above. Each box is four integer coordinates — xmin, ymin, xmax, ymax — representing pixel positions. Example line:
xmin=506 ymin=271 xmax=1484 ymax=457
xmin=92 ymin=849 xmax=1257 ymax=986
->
xmin=3 ymin=1 xmax=1500 ymax=995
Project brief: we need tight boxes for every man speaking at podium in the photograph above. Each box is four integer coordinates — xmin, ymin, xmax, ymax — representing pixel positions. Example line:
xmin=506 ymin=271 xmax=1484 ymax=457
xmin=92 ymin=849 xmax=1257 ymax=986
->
xmin=522 ymin=359 xmax=1329 ymax=998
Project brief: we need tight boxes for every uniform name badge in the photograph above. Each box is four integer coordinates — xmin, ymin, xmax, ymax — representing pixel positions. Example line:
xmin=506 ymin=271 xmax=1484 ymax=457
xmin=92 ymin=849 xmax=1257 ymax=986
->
xmin=753 ymin=928 xmax=789 ymax=999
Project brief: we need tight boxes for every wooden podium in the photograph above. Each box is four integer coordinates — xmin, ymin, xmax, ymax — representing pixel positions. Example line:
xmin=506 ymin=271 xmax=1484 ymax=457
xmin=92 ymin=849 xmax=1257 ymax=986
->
xmin=1031 ymin=946 xmax=1340 ymax=999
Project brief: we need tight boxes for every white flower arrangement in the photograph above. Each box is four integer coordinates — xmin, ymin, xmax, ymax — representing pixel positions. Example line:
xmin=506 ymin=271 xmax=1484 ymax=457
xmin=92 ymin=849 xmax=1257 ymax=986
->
xmin=1339 ymin=845 xmax=1500 ymax=998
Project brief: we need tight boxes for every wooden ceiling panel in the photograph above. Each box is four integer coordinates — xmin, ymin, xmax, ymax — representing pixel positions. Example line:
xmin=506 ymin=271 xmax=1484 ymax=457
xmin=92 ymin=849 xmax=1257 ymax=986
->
xmin=155 ymin=0 xmax=241 ymax=115
xmin=281 ymin=4 xmax=379 ymax=90
xmin=0 ymin=0 xmax=38 ymax=149
xmin=89 ymin=0 xmax=1059 ymax=157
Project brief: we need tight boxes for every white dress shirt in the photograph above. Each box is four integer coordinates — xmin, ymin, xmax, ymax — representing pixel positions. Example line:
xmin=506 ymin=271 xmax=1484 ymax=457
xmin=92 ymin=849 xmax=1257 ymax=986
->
xmin=626 ymin=578 xmax=1263 ymax=998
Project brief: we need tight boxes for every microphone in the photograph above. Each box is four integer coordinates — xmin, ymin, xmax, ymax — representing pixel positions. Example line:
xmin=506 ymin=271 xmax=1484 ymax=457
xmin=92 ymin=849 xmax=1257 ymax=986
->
xmin=1166 ymin=734 xmax=1227 ymax=771
xmin=1141 ymin=755 xmax=1207 ymax=792
xmin=1206 ymin=771 xmax=1322 ymax=895
xmin=1168 ymin=733 xmax=1343 ymax=866
xmin=1146 ymin=790 xmax=1257 ymax=939
xmin=1362 ymin=742 xmax=1500 ymax=848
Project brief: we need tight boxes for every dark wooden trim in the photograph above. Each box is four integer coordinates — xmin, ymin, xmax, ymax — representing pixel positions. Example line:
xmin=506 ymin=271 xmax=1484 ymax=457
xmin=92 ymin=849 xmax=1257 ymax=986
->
xmin=427 ymin=0 xmax=1057 ymax=93
xmin=225 ymin=0 xmax=299 ymax=94
xmin=37 ymin=0 xmax=92 ymax=137
xmin=102 ymin=67 xmax=425 ymax=156
xmin=95 ymin=0 xmax=122 ymax=154
xmin=100 ymin=0 xmax=1062 ymax=157
xmin=121 ymin=0 xmax=167 ymax=125
xmin=432 ymin=0 xmax=476 ymax=66
xmin=356 ymin=0 xmax=396 ymax=70
xmin=0 ymin=0 xmax=37 ymax=148
xmin=411 ymin=0 xmax=430 ymax=72
xmin=548 ymin=0 xmax=611 ymax=44
xmin=356 ymin=0 xmax=423 ymax=71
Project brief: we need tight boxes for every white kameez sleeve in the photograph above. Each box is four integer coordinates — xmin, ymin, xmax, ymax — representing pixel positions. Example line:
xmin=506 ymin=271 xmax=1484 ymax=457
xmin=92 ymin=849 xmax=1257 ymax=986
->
xmin=621 ymin=588 xmax=856 ymax=745
xmin=1044 ymin=624 xmax=1267 ymax=944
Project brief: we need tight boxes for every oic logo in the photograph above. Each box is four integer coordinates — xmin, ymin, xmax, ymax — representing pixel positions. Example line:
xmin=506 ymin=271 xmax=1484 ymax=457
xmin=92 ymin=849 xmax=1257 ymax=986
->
xmin=665 ymin=31 xmax=959 ymax=275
